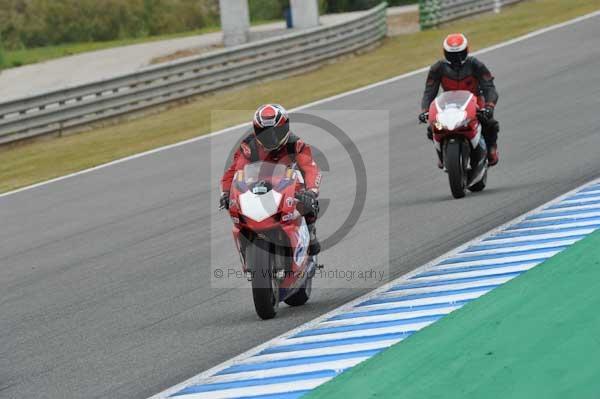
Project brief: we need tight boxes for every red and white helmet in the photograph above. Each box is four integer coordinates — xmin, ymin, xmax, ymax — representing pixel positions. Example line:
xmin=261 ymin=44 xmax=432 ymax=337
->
xmin=253 ymin=104 xmax=290 ymax=151
xmin=443 ymin=33 xmax=469 ymax=66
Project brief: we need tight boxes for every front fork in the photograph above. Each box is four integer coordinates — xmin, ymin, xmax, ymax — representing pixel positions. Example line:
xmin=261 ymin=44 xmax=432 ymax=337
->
xmin=437 ymin=136 xmax=486 ymax=172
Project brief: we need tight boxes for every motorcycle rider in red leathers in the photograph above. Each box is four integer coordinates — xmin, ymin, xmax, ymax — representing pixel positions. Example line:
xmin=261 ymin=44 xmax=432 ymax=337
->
xmin=220 ymin=104 xmax=322 ymax=255
xmin=419 ymin=33 xmax=500 ymax=167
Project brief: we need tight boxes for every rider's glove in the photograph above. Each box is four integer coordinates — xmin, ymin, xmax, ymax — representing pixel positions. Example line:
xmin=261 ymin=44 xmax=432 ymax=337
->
xmin=219 ymin=191 xmax=230 ymax=210
xmin=418 ymin=111 xmax=429 ymax=124
xmin=479 ymin=106 xmax=494 ymax=121
xmin=295 ymin=190 xmax=319 ymax=217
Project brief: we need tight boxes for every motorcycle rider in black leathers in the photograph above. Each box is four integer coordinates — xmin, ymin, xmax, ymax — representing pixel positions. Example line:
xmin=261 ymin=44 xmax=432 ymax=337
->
xmin=419 ymin=33 xmax=500 ymax=167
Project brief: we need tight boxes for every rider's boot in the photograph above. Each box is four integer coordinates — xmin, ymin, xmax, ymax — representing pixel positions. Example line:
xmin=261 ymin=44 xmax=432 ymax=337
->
xmin=308 ymin=223 xmax=321 ymax=256
xmin=482 ymin=119 xmax=500 ymax=166
xmin=436 ymin=149 xmax=443 ymax=169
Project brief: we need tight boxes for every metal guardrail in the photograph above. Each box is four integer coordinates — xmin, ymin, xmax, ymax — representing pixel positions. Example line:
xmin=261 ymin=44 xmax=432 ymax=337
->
xmin=0 ymin=3 xmax=387 ymax=145
xmin=419 ymin=0 xmax=524 ymax=29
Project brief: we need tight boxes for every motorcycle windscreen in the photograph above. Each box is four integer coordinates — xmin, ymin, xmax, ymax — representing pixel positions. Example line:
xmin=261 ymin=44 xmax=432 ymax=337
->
xmin=243 ymin=162 xmax=289 ymax=185
xmin=435 ymin=91 xmax=473 ymax=130
xmin=435 ymin=90 xmax=473 ymax=110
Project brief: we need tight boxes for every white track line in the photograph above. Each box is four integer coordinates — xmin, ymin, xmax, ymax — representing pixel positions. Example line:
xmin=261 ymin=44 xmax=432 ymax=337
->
xmin=2 ymin=10 xmax=599 ymax=201
xmin=318 ymin=306 xmax=459 ymax=327
xmin=267 ymin=323 xmax=426 ymax=344
xmin=238 ymin=340 xmax=399 ymax=363
xmin=461 ymin=239 xmax=581 ymax=255
xmin=507 ymin=220 xmax=600 ymax=232
xmin=174 ymin=378 xmax=331 ymax=399
xmin=558 ymin=196 xmax=600 ymax=205
xmin=482 ymin=229 xmax=596 ymax=244
xmin=540 ymin=203 xmax=600 ymax=214
xmin=390 ymin=276 xmax=516 ymax=294
xmin=353 ymin=291 xmax=491 ymax=311
xmin=427 ymin=250 xmax=562 ymax=269
xmin=412 ymin=263 xmax=537 ymax=282
xmin=526 ymin=211 xmax=600 ymax=222
xmin=374 ymin=279 xmax=507 ymax=299
xmin=569 ymin=189 xmax=600 ymax=197
xmin=199 ymin=358 xmax=364 ymax=384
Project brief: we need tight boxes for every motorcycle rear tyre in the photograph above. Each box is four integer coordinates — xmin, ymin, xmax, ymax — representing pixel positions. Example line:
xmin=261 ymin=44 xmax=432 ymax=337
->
xmin=469 ymin=169 xmax=487 ymax=192
xmin=284 ymin=277 xmax=312 ymax=307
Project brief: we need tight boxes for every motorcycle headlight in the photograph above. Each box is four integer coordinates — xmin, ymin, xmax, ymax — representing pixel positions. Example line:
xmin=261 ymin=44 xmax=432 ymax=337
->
xmin=434 ymin=121 xmax=443 ymax=130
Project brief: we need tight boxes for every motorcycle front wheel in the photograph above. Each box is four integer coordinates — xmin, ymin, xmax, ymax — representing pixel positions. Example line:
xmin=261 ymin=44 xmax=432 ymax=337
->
xmin=248 ymin=240 xmax=278 ymax=320
xmin=446 ymin=140 xmax=468 ymax=199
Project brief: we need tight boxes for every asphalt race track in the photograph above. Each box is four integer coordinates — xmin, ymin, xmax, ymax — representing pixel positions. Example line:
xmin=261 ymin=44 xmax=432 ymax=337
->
xmin=2 ymin=15 xmax=600 ymax=399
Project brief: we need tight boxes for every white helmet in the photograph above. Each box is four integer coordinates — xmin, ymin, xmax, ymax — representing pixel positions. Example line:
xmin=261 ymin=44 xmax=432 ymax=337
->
xmin=443 ymin=33 xmax=469 ymax=66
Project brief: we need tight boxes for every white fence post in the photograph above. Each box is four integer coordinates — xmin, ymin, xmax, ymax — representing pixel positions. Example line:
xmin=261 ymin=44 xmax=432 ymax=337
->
xmin=494 ymin=0 xmax=502 ymax=13
xmin=219 ymin=0 xmax=250 ymax=46
xmin=290 ymin=0 xmax=320 ymax=29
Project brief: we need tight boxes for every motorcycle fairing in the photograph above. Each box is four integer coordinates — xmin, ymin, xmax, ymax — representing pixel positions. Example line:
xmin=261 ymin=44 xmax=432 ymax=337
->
xmin=431 ymin=90 xmax=481 ymax=150
xmin=239 ymin=190 xmax=283 ymax=222
xmin=229 ymin=162 xmax=310 ymax=276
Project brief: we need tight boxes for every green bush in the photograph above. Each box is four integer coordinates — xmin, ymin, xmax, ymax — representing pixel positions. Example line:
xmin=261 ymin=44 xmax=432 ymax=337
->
xmin=323 ymin=0 xmax=416 ymax=12
xmin=0 ymin=0 xmax=219 ymax=50
xmin=144 ymin=0 xmax=219 ymax=35
xmin=0 ymin=35 xmax=5 ymax=69
xmin=387 ymin=0 xmax=417 ymax=5
xmin=248 ymin=0 xmax=288 ymax=22
xmin=323 ymin=0 xmax=376 ymax=13
xmin=247 ymin=0 xmax=414 ymax=21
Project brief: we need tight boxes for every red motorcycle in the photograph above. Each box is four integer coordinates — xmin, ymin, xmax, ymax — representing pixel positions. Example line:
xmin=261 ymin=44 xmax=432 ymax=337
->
xmin=428 ymin=90 xmax=489 ymax=199
xmin=227 ymin=161 xmax=319 ymax=319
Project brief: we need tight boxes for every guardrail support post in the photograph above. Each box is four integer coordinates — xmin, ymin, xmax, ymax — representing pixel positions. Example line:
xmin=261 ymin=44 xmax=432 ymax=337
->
xmin=218 ymin=0 xmax=250 ymax=46
xmin=290 ymin=0 xmax=320 ymax=29
xmin=494 ymin=0 xmax=502 ymax=13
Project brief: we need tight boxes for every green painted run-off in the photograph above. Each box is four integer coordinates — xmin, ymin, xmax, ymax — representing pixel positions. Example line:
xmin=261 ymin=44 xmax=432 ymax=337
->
xmin=305 ymin=230 xmax=600 ymax=399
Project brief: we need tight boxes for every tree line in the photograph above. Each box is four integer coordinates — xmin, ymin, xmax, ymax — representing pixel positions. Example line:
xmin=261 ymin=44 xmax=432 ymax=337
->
xmin=0 ymin=0 xmax=415 ymax=50
xmin=0 ymin=0 xmax=220 ymax=50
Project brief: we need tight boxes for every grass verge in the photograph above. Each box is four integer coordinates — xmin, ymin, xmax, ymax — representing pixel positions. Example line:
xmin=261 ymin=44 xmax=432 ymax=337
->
xmin=1 ymin=0 xmax=599 ymax=194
